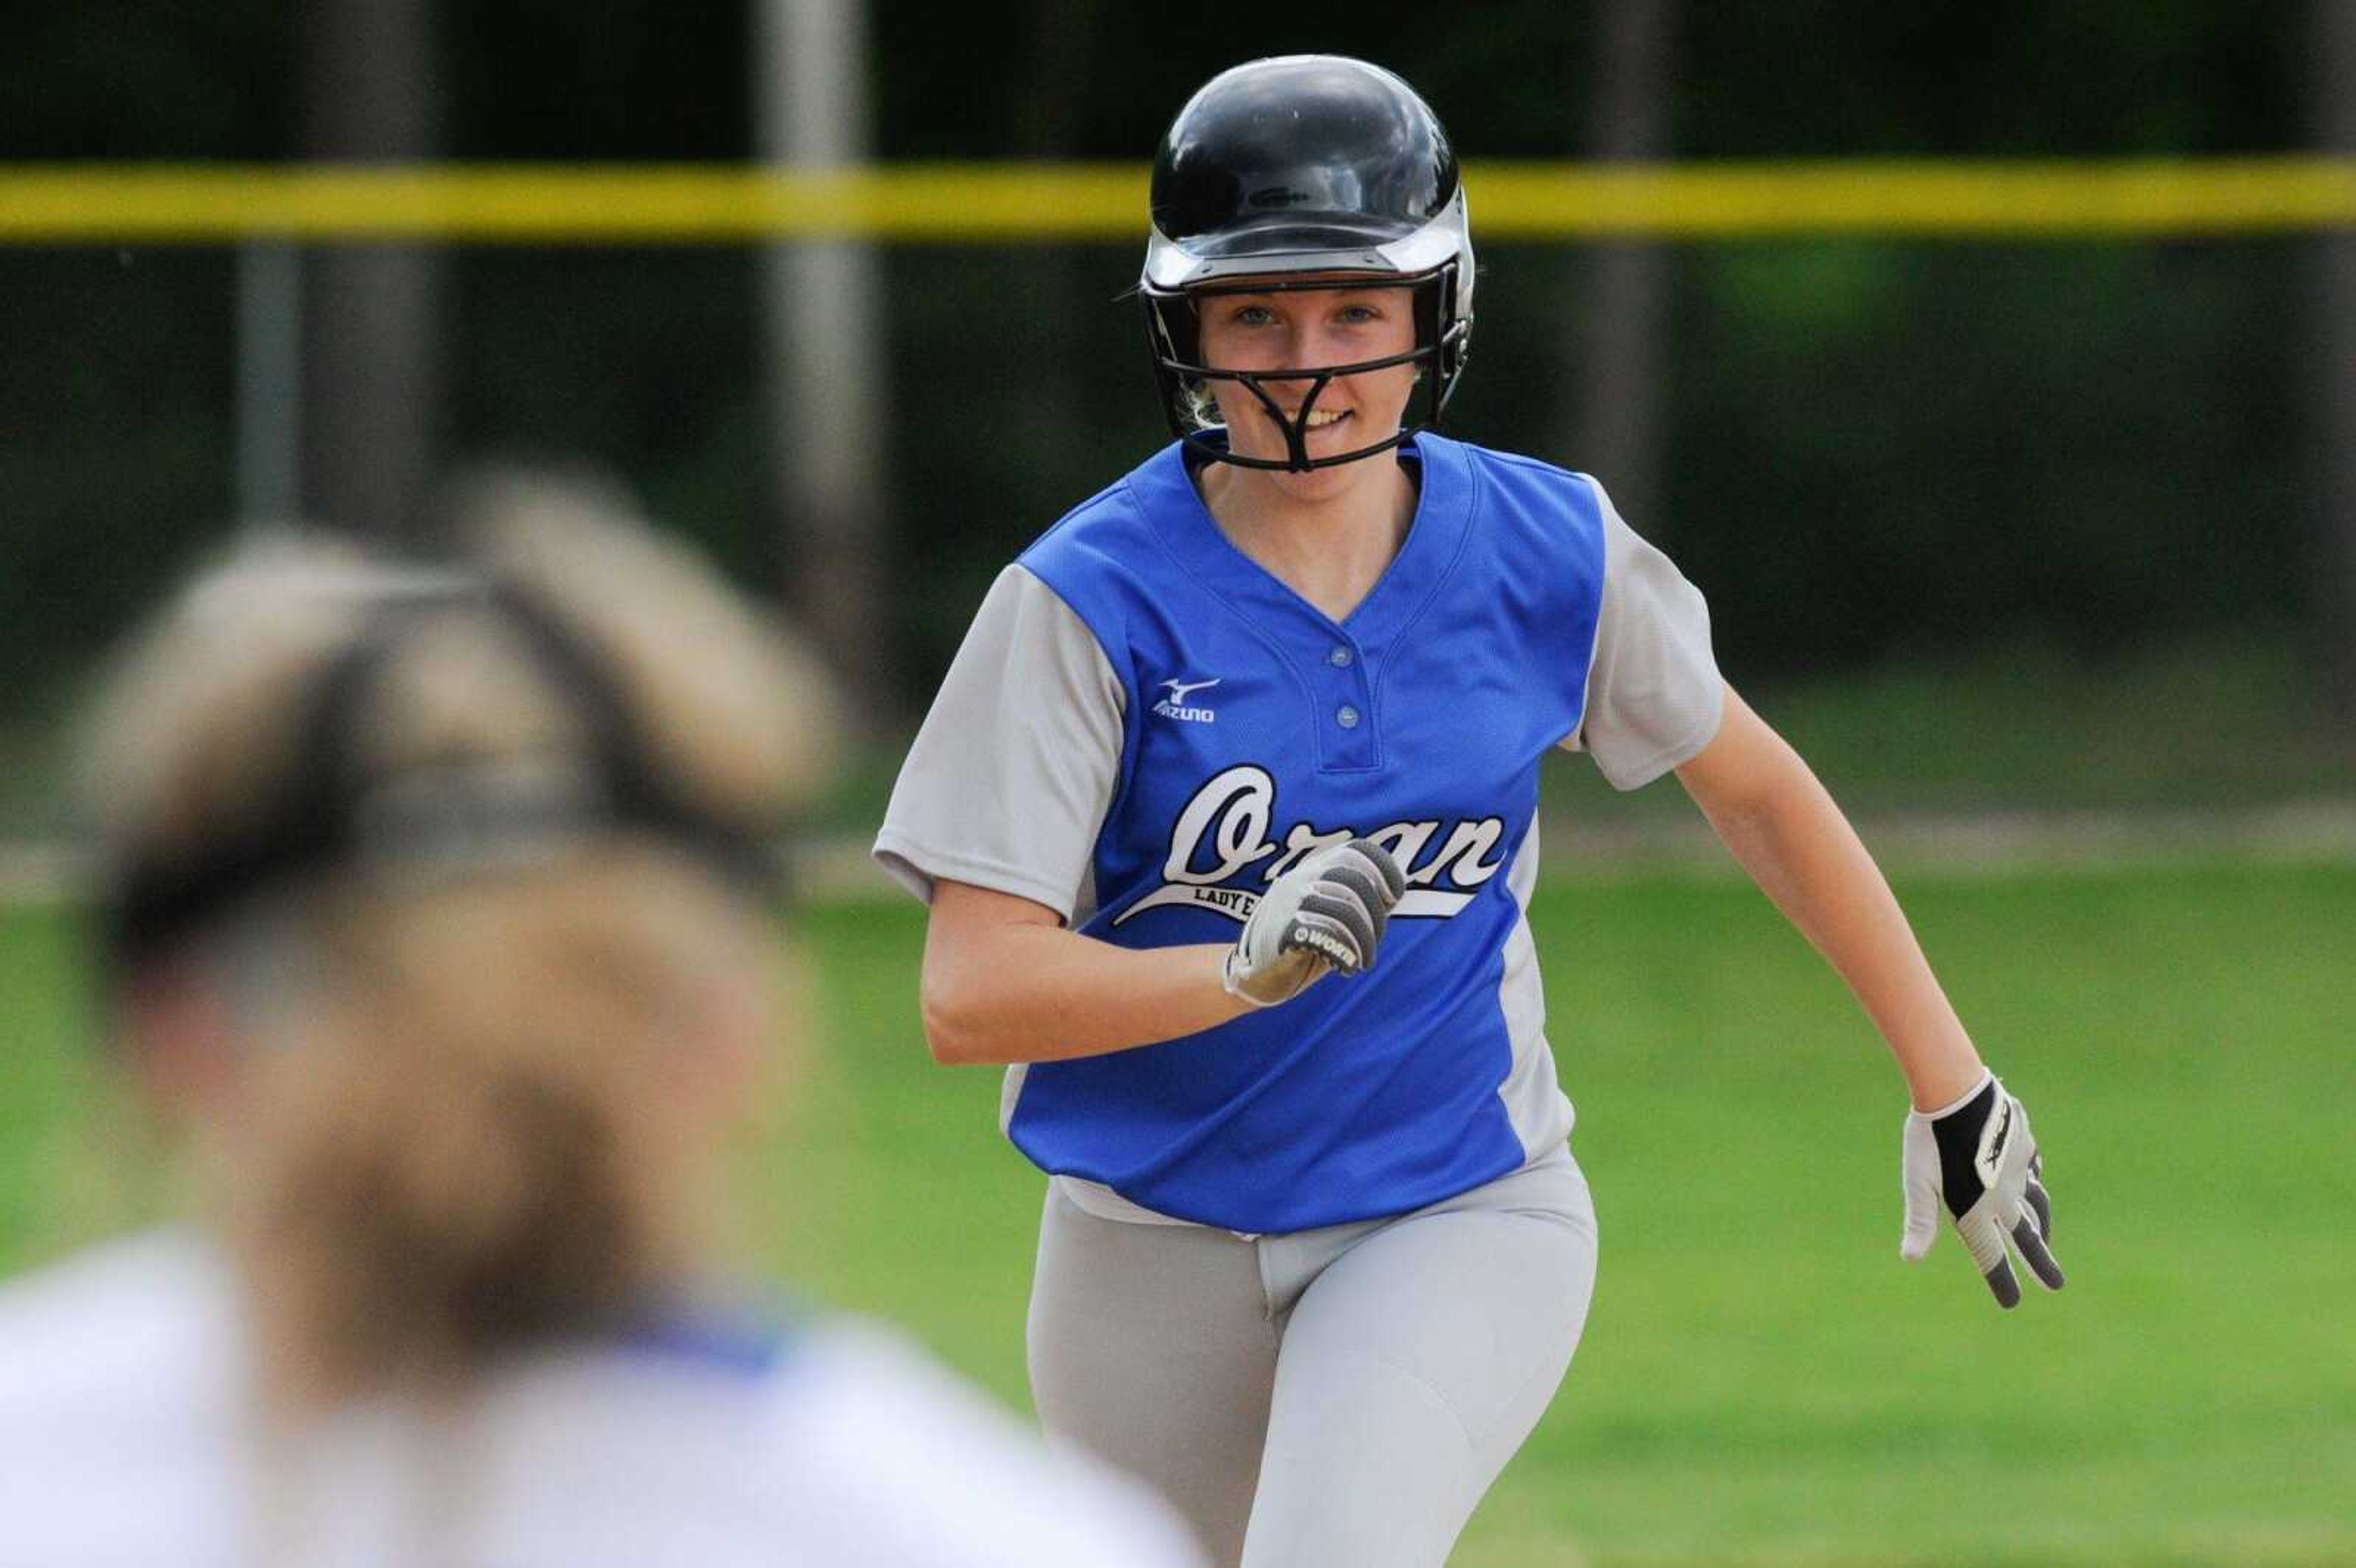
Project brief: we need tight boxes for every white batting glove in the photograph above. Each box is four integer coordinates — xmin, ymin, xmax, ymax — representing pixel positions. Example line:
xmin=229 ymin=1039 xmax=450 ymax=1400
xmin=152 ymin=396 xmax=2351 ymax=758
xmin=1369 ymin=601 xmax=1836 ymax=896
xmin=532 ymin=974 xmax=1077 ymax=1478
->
xmin=1221 ymin=838 xmax=1406 ymax=1008
xmin=1900 ymin=1072 xmax=2065 ymax=1309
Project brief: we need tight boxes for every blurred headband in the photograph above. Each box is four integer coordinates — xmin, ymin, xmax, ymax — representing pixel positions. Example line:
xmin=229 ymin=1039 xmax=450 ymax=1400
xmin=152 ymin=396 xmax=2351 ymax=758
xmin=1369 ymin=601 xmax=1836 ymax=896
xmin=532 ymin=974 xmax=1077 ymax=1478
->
xmin=102 ymin=575 xmax=779 ymax=975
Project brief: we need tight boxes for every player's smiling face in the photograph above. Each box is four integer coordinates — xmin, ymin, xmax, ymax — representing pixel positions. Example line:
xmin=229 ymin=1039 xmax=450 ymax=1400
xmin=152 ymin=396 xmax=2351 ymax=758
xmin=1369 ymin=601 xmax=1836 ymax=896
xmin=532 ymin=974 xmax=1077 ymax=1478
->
xmin=1194 ymin=280 xmax=1420 ymax=478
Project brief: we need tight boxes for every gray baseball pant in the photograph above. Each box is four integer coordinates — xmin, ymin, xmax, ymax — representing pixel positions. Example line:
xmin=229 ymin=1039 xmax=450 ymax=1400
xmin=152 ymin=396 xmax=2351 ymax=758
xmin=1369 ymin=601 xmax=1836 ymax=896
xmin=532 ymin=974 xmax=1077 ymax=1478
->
xmin=1026 ymin=1148 xmax=1597 ymax=1568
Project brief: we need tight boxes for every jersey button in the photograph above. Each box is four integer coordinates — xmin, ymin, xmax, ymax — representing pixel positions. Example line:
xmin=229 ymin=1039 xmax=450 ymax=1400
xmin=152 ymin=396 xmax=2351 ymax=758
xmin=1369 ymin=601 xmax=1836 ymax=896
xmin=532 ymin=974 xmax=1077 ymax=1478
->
xmin=1336 ymin=705 xmax=1361 ymax=729
xmin=1328 ymin=645 xmax=1353 ymax=667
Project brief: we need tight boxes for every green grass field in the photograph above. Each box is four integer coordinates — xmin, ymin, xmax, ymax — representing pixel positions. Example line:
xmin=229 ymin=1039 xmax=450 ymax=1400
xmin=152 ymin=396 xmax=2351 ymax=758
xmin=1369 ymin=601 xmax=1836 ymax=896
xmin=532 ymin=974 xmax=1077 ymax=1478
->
xmin=15 ymin=631 xmax=2347 ymax=844
xmin=4 ymin=861 xmax=2352 ymax=1564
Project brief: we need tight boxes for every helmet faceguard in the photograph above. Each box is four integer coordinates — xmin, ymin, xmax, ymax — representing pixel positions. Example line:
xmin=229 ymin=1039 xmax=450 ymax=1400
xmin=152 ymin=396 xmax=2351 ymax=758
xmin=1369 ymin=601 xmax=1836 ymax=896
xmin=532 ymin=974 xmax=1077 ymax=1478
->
xmin=1139 ymin=56 xmax=1476 ymax=472
xmin=1142 ymin=256 xmax=1471 ymax=473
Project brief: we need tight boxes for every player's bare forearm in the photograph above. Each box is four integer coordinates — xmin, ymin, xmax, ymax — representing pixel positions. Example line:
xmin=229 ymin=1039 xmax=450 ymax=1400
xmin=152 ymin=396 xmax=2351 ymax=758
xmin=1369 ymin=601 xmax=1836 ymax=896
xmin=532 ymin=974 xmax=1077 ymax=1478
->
xmin=1674 ymin=684 xmax=1986 ymax=1111
xmin=920 ymin=880 xmax=1256 ymax=1065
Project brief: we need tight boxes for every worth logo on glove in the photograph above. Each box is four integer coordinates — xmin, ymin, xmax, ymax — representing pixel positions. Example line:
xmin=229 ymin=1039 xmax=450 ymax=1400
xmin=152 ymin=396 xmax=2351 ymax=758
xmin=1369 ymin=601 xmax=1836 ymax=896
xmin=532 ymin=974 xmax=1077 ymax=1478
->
xmin=1221 ymin=838 xmax=1408 ymax=1008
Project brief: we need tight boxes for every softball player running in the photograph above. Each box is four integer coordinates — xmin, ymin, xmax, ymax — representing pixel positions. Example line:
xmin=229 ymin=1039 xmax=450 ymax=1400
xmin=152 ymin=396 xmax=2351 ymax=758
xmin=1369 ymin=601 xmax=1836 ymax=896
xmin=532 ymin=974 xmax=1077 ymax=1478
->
xmin=0 ymin=482 xmax=1201 ymax=1568
xmin=876 ymin=56 xmax=2065 ymax=1568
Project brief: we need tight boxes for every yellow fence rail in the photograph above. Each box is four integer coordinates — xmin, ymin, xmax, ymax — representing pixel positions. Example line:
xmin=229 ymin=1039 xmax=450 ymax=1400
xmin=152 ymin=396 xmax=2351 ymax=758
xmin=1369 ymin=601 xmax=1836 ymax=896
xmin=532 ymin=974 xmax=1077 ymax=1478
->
xmin=4 ymin=159 xmax=2355 ymax=243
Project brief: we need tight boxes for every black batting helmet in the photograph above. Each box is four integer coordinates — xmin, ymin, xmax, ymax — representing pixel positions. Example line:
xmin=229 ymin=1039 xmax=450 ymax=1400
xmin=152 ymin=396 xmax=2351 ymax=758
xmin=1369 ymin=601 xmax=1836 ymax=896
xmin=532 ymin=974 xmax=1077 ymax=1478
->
xmin=1141 ymin=56 xmax=1475 ymax=472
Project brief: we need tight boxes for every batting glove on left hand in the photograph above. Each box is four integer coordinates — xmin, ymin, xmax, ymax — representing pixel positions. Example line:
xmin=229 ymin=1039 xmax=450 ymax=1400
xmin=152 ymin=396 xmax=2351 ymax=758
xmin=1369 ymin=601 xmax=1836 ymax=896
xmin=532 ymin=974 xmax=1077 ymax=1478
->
xmin=1900 ymin=1072 xmax=2065 ymax=1309
xmin=1222 ymin=838 xmax=1406 ymax=1007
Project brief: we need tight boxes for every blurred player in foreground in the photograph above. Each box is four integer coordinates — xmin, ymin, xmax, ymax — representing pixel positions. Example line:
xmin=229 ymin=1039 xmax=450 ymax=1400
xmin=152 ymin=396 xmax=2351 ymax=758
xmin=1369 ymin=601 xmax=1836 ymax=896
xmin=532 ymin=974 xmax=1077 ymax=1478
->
xmin=878 ymin=56 xmax=2065 ymax=1568
xmin=0 ymin=477 xmax=1203 ymax=1567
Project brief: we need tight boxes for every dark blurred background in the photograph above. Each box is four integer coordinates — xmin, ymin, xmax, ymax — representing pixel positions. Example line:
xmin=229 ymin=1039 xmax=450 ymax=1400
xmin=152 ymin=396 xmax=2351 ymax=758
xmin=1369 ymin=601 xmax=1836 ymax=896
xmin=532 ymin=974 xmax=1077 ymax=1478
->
xmin=5 ymin=1 xmax=2352 ymax=829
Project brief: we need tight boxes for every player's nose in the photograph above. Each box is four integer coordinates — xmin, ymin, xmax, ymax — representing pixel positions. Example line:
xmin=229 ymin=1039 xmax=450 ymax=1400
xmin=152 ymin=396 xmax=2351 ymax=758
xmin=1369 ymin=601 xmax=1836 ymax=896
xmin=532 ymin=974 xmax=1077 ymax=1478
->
xmin=1264 ymin=328 xmax=1352 ymax=385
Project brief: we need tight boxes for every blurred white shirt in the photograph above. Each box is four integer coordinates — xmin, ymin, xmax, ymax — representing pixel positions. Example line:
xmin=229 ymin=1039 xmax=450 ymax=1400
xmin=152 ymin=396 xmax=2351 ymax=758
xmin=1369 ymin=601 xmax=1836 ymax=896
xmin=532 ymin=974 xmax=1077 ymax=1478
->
xmin=0 ymin=1229 xmax=1204 ymax=1568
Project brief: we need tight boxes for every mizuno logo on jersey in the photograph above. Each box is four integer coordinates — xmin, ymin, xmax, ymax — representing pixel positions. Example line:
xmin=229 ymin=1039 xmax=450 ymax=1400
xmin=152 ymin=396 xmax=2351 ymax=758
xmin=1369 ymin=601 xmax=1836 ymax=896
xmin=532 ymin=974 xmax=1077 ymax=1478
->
xmin=1152 ymin=677 xmax=1221 ymax=723
xmin=1114 ymin=764 xmax=1509 ymax=925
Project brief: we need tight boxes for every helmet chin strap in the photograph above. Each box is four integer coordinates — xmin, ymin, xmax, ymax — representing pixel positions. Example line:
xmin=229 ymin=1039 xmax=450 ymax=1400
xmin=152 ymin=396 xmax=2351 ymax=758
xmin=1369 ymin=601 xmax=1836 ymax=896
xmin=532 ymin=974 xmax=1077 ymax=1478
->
xmin=1237 ymin=370 xmax=1337 ymax=472
xmin=1239 ymin=366 xmax=1438 ymax=473
xmin=1191 ymin=343 xmax=1441 ymax=472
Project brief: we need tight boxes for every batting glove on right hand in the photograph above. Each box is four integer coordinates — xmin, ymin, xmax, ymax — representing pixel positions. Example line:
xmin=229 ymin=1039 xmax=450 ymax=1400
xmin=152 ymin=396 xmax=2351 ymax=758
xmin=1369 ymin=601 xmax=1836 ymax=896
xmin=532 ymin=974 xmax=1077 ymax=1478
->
xmin=1221 ymin=839 xmax=1406 ymax=1008
xmin=1900 ymin=1072 xmax=2065 ymax=1309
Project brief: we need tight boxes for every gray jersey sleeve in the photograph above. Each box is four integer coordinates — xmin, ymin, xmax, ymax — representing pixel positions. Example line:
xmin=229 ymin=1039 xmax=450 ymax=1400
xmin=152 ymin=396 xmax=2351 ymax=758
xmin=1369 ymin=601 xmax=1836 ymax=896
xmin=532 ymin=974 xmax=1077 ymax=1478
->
xmin=1563 ymin=483 xmax=1725 ymax=789
xmin=873 ymin=565 xmax=1125 ymax=921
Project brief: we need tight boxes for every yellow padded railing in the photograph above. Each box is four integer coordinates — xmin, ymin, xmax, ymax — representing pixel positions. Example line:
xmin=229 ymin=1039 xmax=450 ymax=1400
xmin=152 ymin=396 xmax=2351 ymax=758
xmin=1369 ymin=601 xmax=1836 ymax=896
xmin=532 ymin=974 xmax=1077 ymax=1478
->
xmin=3 ymin=159 xmax=2354 ymax=242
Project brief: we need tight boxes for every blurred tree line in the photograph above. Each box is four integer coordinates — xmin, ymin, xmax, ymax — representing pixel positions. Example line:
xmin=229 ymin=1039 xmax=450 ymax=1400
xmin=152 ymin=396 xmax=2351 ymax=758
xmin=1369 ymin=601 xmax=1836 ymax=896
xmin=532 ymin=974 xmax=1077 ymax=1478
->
xmin=1 ymin=0 xmax=2344 ymax=733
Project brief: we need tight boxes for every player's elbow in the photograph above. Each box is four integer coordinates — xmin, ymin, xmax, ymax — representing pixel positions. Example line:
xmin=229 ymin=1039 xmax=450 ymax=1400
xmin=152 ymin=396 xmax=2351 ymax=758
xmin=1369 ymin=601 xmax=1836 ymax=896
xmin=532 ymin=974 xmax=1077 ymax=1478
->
xmin=918 ymin=963 xmax=1001 ymax=1066
xmin=920 ymin=890 xmax=1058 ymax=1066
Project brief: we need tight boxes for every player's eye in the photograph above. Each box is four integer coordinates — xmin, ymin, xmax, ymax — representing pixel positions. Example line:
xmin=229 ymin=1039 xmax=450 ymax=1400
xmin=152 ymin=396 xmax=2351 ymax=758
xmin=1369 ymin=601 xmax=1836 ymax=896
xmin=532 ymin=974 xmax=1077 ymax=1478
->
xmin=1230 ymin=304 xmax=1277 ymax=327
xmin=1336 ymin=302 xmax=1382 ymax=324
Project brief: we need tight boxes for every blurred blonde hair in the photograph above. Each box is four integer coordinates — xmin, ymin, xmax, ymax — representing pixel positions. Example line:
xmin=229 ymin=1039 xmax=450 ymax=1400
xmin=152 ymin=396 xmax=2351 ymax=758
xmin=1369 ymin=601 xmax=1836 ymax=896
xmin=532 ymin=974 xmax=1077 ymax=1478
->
xmin=83 ymin=472 xmax=837 ymax=1416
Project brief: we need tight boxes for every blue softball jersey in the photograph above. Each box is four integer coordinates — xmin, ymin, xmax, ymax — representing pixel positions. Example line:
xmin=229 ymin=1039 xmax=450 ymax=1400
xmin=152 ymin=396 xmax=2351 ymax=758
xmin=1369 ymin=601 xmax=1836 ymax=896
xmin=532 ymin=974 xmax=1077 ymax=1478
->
xmin=877 ymin=432 xmax=1721 ymax=1234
